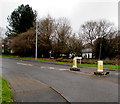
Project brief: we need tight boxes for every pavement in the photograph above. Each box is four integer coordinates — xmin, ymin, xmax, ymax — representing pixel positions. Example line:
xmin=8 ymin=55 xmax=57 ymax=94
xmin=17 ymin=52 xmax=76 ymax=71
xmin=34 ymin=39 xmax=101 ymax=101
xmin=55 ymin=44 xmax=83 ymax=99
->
xmin=1 ymin=57 xmax=119 ymax=103
xmin=3 ymin=73 xmax=68 ymax=102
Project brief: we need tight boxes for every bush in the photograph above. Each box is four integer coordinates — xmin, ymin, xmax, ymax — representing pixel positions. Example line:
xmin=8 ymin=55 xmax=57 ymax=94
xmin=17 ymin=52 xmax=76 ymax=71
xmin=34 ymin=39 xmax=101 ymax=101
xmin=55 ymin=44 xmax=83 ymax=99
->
xmin=55 ymin=58 xmax=72 ymax=63
xmin=103 ymin=58 xmax=119 ymax=65
xmin=52 ymin=58 xmax=119 ymax=65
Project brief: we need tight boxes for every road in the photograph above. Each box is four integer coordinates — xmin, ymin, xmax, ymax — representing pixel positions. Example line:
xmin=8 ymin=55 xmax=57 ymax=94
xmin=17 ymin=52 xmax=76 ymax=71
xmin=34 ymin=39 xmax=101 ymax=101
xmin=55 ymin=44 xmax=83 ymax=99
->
xmin=1 ymin=57 xmax=119 ymax=103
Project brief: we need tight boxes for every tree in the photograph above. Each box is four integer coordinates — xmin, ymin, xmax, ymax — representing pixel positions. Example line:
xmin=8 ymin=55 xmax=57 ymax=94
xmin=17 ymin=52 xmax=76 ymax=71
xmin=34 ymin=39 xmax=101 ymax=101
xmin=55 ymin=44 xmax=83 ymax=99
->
xmin=94 ymin=37 xmax=110 ymax=59
xmin=37 ymin=15 xmax=55 ymax=57
xmin=53 ymin=18 xmax=72 ymax=58
xmin=68 ymin=34 xmax=82 ymax=56
xmin=10 ymin=28 xmax=36 ymax=56
xmin=79 ymin=20 xmax=116 ymax=50
xmin=79 ymin=21 xmax=98 ymax=48
xmin=108 ymin=32 xmax=120 ymax=59
xmin=6 ymin=4 xmax=37 ymax=35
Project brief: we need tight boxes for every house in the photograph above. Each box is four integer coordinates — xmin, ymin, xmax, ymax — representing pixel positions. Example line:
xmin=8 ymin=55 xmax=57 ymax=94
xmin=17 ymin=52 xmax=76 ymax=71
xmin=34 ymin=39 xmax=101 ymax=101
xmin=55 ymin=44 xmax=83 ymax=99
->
xmin=82 ymin=48 xmax=92 ymax=58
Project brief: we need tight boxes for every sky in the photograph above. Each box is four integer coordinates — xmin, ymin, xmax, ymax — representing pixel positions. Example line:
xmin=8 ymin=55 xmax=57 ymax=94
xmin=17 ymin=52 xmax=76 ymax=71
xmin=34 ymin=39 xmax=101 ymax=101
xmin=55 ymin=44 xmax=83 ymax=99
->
xmin=0 ymin=0 xmax=118 ymax=35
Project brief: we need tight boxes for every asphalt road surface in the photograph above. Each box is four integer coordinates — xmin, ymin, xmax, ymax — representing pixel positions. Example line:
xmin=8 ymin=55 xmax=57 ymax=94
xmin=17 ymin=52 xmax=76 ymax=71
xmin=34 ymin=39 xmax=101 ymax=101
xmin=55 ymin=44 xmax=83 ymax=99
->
xmin=1 ymin=57 xmax=119 ymax=103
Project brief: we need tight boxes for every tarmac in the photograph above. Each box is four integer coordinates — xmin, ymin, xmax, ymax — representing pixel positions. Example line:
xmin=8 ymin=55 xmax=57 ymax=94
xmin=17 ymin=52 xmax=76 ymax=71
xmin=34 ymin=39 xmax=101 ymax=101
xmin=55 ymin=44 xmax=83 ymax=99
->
xmin=3 ymin=72 xmax=69 ymax=103
xmin=2 ymin=57 xmax=118 ymax=103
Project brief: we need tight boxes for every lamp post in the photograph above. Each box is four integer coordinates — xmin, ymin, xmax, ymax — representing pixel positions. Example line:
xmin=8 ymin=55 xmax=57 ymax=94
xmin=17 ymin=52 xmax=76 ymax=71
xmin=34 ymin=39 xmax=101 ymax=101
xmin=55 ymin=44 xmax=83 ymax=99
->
xmin=99 ymin=36 xmax=103 ymax=60
xmin=35 ymin=19 xmax=38 ymax=59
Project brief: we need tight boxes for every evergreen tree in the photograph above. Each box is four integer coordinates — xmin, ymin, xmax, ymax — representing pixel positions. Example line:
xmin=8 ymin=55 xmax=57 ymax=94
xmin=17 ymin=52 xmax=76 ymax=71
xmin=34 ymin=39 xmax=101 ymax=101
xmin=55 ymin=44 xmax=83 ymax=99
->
xmin=6 ymin=4 xmax=37 ymax=35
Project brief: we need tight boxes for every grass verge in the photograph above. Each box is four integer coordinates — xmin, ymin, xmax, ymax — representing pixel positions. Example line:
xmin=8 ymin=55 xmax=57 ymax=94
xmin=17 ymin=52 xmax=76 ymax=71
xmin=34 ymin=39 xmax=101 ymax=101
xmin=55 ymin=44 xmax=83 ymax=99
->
xmin=78 ymin=63 xmax=119 ymax=69
xmin=0 ymin=77 xmax=13 ymax=103
xmin=1 ymin=55 xmax=120 ymax=69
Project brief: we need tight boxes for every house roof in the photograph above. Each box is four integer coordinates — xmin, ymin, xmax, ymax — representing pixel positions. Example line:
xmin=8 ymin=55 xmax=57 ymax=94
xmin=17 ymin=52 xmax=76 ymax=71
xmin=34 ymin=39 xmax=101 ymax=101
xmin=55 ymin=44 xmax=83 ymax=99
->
xmin=82 ymin=48 xmax=92 ymax=53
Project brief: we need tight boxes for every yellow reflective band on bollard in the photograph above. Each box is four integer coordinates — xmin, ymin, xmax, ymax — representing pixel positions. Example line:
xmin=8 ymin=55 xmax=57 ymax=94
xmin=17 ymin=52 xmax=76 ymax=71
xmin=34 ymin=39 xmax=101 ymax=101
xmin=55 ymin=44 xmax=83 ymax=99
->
xmin=73 ymin=60 xmax=76 ymax=66
xmin=73 ymin=59 xmax=77 ymax=68
xmin=98 ymin=61 xmax=103 ymax=72
xmin=98 ymin=65 xmax=103 ymax=70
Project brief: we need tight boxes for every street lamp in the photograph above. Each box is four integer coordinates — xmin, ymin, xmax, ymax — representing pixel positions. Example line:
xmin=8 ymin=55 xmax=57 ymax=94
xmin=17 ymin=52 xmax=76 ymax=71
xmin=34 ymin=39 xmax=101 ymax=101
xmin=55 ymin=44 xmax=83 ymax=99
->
xmin=35 ymin=19 xmax=38 ymax=59
xmin=99 ymin=35 xmax=103 ymax=60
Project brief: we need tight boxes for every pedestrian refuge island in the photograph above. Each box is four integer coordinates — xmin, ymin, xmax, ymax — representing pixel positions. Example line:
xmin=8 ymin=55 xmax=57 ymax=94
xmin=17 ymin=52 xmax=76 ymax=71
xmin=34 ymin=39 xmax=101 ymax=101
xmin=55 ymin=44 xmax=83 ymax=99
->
xmin=70 ymin=57 xmax=82 ymax=71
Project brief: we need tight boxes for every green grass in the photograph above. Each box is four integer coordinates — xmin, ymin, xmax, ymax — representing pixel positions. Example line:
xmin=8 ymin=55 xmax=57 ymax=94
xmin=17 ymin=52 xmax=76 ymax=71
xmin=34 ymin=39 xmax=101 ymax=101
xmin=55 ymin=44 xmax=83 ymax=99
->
xmin=1 ymin=55 xmax=120 ymax=69
xmin=78 ymin=63 xmax=119 ymax=69
xmin=54 ymin=62 xmax=119 ymax=69
xmin=0 ymin=77 xmax=13 ymax=103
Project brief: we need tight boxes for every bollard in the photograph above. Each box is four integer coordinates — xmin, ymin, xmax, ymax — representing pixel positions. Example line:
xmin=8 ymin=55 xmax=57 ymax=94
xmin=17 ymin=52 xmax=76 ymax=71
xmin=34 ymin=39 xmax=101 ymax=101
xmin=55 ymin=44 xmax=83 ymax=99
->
xmin=70 ymin=57 xmax=80 ymax=71
xmin=97 ymin=61 xmax=103 ymax=72
xmin=94 ymin=60 xmax=110 ymax=75
xmin=72 ymin=58 xmax=77 ymax=68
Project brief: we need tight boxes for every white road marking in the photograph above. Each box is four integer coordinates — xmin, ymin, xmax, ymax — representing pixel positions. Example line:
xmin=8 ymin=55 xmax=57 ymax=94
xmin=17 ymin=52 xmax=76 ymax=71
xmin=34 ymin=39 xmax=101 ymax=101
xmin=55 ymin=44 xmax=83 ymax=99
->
xmin=49 ymin=67 xmax=55 ymax=69
xmin=58 ymin=69 xmax=67 ymax=71
xmin=41 ymin=66 xmax=46 ymax=68
xmin=49 ymin=67 xmax=67 ymax=71
xmin=17 ymin=63 xmax=33 ymax=66
xmin=114 ymin=73 xmax=119 ymax=76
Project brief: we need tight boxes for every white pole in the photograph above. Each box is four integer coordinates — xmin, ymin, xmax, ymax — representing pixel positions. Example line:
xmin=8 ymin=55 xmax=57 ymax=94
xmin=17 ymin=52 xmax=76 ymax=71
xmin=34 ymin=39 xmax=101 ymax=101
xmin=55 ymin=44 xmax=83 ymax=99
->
xmin=35 ymin=19 xmax=38 ymax=59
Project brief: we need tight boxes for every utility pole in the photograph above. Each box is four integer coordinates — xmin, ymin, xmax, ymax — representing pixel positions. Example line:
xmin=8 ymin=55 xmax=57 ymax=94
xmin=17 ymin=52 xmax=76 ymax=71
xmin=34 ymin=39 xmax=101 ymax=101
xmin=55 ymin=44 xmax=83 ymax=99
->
xmin=35 ymin=19 xmax=38 ymax=59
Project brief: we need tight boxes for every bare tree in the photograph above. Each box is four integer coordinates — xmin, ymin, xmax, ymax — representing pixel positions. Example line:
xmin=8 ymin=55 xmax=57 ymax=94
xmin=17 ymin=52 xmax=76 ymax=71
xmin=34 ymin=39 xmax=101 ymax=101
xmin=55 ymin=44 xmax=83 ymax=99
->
xmin=79 ymin=21 xmax=98 ymax=48
xmin=10 ymin=28 xmax=36 ymax=56
xmin=68 ymin=33 xmax=82 ymax=56
xmin=97 ymin=20 xmax=116 ymax=38
xmin=79 ymin=20 xmax=116 ymax=49
xmin=37 ymin=15 xmax=55 ymax=57
xmin=53 ymin=17 xmax=72 ymax=58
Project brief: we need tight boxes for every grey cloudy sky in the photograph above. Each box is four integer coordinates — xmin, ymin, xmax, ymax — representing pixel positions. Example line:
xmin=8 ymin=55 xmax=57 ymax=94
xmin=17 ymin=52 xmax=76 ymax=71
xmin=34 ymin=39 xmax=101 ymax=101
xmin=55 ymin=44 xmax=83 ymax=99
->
xmin=0 ymin=0 xmax=118 ymax=33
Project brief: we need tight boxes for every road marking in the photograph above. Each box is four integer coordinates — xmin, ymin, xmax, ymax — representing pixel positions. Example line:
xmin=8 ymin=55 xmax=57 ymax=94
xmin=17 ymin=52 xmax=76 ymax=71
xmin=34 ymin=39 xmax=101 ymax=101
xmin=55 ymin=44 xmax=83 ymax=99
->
xmin=17 ymin=63 xmax=33 ymax=66
xmin=59 ymin=69 xmax=67 ymax=71
xmin=114 ymin=73 xmax=119 ymax=76
xmin=49 ymin=67 xmax=55 ymax=69
xmin=40 ymin=66 xmax=67 ymax=71
xmin=41 ymin=66 xmax=46 ymax=68
xmin=49 ymin=67 xmax=67 ymax=71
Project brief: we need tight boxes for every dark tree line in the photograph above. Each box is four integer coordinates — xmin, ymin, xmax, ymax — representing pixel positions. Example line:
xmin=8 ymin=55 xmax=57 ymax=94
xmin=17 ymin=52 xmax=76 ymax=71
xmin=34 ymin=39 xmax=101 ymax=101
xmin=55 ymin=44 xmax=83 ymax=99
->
xmin=3 ymin=4 xmax=119 ymax=59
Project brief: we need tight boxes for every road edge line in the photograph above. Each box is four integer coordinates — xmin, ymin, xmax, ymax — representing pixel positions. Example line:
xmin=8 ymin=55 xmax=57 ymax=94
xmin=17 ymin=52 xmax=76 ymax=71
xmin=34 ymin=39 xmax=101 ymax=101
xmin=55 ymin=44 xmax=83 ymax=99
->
xmin=50 ymin=86 xmax=71 ymax=104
